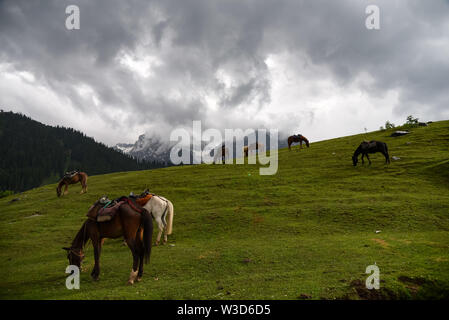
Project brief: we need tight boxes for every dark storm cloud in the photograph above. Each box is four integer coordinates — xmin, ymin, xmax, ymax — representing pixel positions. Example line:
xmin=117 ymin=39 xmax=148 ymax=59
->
xmin=1 ymin=0 xmax=448 ymax=144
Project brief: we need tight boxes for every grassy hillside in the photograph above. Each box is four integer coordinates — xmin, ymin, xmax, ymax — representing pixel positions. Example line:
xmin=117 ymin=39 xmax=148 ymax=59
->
xmin=1 ymin=121 xmax=448 ymax=300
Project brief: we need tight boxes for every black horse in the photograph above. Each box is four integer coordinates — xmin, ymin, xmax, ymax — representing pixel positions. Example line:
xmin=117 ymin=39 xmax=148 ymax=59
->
xmin=352 ymin=141 xmax=390 ymax=166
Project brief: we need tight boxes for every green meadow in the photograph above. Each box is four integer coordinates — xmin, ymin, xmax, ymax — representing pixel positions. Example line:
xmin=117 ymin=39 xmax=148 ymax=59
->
xmin=1 ymin=121 xmax=448 ymax=299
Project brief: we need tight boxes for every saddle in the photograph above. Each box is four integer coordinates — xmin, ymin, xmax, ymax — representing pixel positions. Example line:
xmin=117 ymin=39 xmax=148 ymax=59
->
xmin=129 ymin=189 xmax=154 ymax=207
xmin=63 ymin=170 xmax=79 ymax=179
xmin=86 ymin=195 xmax=148 ymax=222
xmin=362 ymin=140 xmax=377 ymax=148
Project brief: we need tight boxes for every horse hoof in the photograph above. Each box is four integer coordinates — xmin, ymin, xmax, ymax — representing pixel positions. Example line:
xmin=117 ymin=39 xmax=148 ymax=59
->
xmin=127 ymin=280 xmax=134 ymax=285
xmin=154 ymin=242 xmax=159 ymax=246
xmin=137 ymin=277 xmax=142 ymax=282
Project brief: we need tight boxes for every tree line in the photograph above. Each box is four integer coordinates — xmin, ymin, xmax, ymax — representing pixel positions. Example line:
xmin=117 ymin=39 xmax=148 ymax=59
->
xmin=0 ymin=110 xmax=166 ymax=193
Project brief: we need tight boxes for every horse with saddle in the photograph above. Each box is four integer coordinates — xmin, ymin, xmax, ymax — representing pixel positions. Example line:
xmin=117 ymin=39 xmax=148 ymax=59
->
xmin=64 ymin=189 xmax=174 ymax=285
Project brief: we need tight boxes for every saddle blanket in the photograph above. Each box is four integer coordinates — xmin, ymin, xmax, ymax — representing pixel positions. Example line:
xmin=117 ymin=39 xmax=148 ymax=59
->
xmin=96 ymin=200 xmax=125 ymax=222
xmin=135 ymin=193 xmax=153 ymax=206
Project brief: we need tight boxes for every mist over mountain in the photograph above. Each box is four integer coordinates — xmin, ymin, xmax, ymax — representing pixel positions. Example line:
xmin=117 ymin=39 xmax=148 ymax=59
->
xmin=114 ymin=130 xmax=291 ymax=164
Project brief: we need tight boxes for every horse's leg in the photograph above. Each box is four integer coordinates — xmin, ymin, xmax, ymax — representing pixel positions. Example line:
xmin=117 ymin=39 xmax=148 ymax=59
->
xmin=157 ymin=226 xmax=164 ymax=245
xmin=154 ymin=217 xmax=163 ymax=246
xmin=383 ymin=151 xmax=390 ymax=164
xmin=91 ymin=237 xmax=102 ymax=281
xmin=137 ymin=248 xmax=144 ymax=282
xmin=361 ymin=154 xmax=365 ymax=165
xmin=83 ymin=176 xmax=88 ymax=193
xmin=125 ymin=238 xmax=139 ymax=285
xmin=63 ymin=184 xmax=69 ymax=195
xmin=163 ymin=227 xmax=168 ymax=244
xmin=366 ymin=154 xmax=371 ymax=165
xmin=136 ymin=229 xmax=144 ymax=282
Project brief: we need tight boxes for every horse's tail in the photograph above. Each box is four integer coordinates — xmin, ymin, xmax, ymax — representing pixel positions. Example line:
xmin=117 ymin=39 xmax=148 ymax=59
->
xmin=142 ymin=209 xmax=153 ymax=263
xmin=165 ymin=200 xmax=174 ymax=235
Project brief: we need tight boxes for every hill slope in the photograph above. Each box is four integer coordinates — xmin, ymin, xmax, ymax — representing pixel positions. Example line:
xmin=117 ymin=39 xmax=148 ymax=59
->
xmin=0 ymin=121 xmax=448 ymax=299
xmin=0 ymin=111 xmax=164 ymax=193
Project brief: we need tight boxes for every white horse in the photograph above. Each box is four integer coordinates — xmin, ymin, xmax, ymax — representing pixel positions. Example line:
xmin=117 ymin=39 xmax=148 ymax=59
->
xmin=140 ymin=193 xmax=174 ymax=245
xmin=243 ymin=143 xmax=265 ymax=157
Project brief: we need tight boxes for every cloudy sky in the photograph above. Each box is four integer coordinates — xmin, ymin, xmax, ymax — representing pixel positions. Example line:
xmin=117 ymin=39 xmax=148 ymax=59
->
xmin=1 ymin=0 xmax=448 ymax=146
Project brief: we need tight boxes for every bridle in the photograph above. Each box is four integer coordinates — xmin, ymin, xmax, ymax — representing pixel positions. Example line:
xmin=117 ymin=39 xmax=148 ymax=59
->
xmin=68 ymin=248 xmax=85 ymax=265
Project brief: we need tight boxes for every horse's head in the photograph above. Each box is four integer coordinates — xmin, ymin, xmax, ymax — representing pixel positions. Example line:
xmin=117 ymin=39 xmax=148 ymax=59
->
xmin=352 ymin=155 xmax=358 ymax=166
xmin=304 ymin=139 xmax=310 ymax=148
xmin=63 ymin=247 xmax=85 ymax=268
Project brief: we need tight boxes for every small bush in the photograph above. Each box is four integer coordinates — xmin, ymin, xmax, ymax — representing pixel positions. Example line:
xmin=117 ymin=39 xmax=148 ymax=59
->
xmin=385 ymin=121 xmax=395 ymax=129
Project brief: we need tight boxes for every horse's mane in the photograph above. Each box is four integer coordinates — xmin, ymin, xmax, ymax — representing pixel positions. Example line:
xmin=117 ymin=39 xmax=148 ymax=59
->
xmin=71 ymin=220 xmax=90 ymax=249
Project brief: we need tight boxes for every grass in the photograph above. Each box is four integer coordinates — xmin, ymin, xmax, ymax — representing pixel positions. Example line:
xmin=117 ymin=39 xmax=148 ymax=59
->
xmin=0 ymin=121 xmax=448 ymax=299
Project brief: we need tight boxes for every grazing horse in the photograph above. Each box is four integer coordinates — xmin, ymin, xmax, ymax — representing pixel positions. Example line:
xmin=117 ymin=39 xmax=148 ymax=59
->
xmin=288 ymin=134 xmax=310 ymax=151
xmin=56 ymin=171 xmax=88 ymax=197
xmin=138 ymin=189 xmax=174 ymax=246
xmin=352 ymin=141 xmax=390 ymax=166
xmin=63 ymin=197 xmax=153 ymax=285
xmin=243 ymin=143 xmax=265 ymax=157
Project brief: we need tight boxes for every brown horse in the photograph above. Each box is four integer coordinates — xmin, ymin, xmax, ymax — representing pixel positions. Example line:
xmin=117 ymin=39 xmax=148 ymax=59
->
xmin=63 ymin=198 xmax=153 ymax=285
xmin=57 ymin=171 xmax=88 ymax=197
xmin=288 ymin=134 xmax=310 ymax=151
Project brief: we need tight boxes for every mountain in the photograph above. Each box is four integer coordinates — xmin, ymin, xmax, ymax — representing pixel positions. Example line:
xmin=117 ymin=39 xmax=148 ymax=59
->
xmin=0 ymin=110 xmax=163 ymax=193
xmin=113 ymin=134 xmax=172 ymax=164
xmin=115 ymin=131 xmax=291 ymax=164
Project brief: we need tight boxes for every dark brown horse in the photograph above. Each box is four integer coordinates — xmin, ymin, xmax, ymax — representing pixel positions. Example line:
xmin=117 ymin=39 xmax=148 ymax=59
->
xmin=352 ymin=141 xmax=390 ymax=166
xmin=288 ymin=134 xmax=310 ymax=151
xmin=63 ymin=198 xmax=153 ymax=284
xmin=57 ymin=171 xmax=88 ymax=197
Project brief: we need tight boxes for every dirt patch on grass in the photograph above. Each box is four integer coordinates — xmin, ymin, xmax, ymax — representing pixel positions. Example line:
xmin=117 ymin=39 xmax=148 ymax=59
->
xmin=371 ymin=238 xmax=389 ymax=248
xmin=435 ymin=257 xmax=448 ymax=262
xmin=198 ymin=250 xmax=221 ymax=260
xmin=398 ymin=276 xmax=449 ymax=299
xmin=347 ymin=279 xmax=397 ymax=300
xmin=252 ymin=213 xmax=264 ymax=224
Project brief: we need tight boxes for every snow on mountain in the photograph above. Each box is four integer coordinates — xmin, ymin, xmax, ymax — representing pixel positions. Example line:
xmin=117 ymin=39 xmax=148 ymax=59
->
xmin=113 ymin=134 xmax=172 ymax=164
xmin=114 ymin=143 xmax=134 ymax=154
